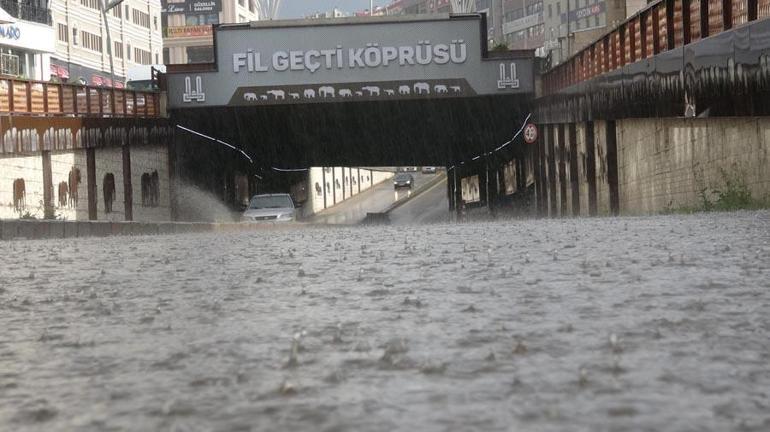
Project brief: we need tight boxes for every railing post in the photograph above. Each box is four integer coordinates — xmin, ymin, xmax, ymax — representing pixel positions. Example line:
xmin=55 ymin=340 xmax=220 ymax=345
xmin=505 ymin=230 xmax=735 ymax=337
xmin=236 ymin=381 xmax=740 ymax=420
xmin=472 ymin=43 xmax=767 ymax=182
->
xmin=26 ymin=81 xmax=32 ymax=112
xmin=42 ymin=82 xmax=49 ymax=113
xmin=58 ymin=82 xmax=64 ymax=113
xmin=723 ymin=0 xmax=733 ymax=29
xmin=629 ymin=20 xmax=636 ymax=63
xmin=122 ymin=88 xmax=127 ymax=115
xmin=700 ymin=0 xmax=710 ymax=38
xmin=132 ymin=91 xmax=137 ymax=117
xmin=72 ymin=86 xmax=78 ymax=114
xmin=652 ymin=6 xmax=660 ymax=54
xmin=110 ymin=87 xmax=116 ymax=116
xmin=683 ymin=0 xmax=692 ymax=44
xmin=620 ymin=24 xmax=627 ymax=66
xmin=748 ymin=0 xmax=757 ymax=20
xmin=666 ymin=0 xmax=668 ymax=50
xmin=86 ymin=85 xmax=92 ymax=115
xmin=640 ymin=12 xmax=648 ymax=59
xmin=7 ymin=79 xmax=13 ymax=112
xmin=98 ymin=87 xmax=104 ymax=116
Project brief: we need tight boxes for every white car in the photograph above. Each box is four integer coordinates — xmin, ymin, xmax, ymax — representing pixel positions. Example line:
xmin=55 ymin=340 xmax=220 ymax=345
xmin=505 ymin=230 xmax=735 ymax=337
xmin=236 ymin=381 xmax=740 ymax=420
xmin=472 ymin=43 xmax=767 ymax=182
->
xmin=242 ymin=193 xmax=296 ymax=222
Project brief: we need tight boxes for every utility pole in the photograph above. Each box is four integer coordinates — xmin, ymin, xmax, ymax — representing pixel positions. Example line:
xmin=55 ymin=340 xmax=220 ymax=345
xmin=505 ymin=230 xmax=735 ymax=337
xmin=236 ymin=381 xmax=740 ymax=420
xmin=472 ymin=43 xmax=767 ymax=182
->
xmin=100 ymin=0 xmax=126 ymax=87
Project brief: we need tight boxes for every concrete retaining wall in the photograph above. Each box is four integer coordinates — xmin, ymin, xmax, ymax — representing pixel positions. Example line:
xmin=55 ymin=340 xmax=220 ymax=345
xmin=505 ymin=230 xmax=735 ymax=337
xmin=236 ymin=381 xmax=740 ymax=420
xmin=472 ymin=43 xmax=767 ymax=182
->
xmin=306 ymin=167 xmax=394 ymax=215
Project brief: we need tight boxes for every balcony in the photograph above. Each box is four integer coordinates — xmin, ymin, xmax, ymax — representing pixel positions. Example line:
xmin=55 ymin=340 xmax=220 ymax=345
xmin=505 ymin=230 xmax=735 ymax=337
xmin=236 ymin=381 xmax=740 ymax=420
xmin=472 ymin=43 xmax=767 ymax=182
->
xmin=0 ymin=0 xmax=52 ymax=26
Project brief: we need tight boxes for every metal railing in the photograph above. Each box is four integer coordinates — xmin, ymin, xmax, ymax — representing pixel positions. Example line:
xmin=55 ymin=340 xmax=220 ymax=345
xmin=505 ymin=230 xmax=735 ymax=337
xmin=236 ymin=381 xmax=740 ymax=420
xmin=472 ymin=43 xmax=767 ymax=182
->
xmin=0 ymin=0 xmax=52 ymax=25
xmin=542 ymin=0 xmax=770 ymax=95
xmin=0 ymin=77 xmax=160 ymax=117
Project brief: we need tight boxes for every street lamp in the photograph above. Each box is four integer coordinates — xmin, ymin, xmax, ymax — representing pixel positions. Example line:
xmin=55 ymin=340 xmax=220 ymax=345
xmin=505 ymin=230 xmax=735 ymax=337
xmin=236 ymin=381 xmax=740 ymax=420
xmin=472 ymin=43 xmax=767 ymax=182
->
xmin=100 ymin=0 xmax=126 ymax=87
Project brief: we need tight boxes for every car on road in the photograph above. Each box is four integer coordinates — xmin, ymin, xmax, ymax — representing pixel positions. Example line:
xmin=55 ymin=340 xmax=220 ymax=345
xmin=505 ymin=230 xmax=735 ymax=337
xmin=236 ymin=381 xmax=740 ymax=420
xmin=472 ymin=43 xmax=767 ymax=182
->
xmin=393 ymin=173 xmax=414 ymax=189
xmin=242 ymin=193 xmax=297 ymax=222
xmin=421 ymin=166 xmax=437 ymax=174
xmin=399 ymin=166 xmax=418 ymax=172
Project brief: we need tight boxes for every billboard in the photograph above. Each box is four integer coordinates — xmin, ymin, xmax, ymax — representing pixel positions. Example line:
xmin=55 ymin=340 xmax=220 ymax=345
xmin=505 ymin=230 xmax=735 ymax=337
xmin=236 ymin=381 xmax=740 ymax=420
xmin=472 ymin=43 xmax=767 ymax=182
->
xmin=165 ymin=25 xmax=214 ymax=38
xmin=161 ymin=0 xmax=222 ymax=14
xmin=164 ymin=14 xmax=535 ymax=108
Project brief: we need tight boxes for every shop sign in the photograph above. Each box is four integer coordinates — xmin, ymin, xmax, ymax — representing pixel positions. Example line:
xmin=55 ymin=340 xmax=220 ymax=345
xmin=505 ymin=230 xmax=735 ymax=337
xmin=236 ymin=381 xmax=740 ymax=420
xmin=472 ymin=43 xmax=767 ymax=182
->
xmin=166 ymin=25 xmax=213 ymax=38
xmin=0 ymin=25 xmax=21 ymax=40
xmin=503 ymin=13 xmax=542 ymax=35
xmin=161 ymin=0 xmax=221 ymax=14
xmin=564 ymin=1 xmax=606 ymax=23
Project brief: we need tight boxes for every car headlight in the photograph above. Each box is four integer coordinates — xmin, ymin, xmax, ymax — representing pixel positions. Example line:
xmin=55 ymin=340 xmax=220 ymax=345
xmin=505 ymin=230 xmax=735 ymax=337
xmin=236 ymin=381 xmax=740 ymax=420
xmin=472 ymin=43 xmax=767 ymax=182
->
xmin=406 ymin=181 xmax=411 ymax=184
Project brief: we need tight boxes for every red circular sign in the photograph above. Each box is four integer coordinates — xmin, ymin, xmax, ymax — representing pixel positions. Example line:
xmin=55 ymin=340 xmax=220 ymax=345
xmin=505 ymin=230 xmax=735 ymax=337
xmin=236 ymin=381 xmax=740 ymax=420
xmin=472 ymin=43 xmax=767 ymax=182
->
xmin=523 ymin=123 xmax=538 ymax=144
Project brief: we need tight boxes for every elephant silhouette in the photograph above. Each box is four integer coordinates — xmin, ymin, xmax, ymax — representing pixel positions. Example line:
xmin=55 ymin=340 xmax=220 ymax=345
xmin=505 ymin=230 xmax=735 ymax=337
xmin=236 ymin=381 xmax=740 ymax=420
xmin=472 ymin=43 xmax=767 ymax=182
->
xmin=384 ymin=89 xmax=395 ymax=96
xmin=267 ymin=90 xmax=285 ymax=100
xmin=450 ymin=86 xmax=462 ymax=93
xmin=339 ymin=89 xmax=353 ymax=97
xmin=304 ymin=89 xmax=316 ymax=98
xmin=290 ymin=93 xmax=300 ymax=99
xmin=319 ymin=86 xmax=335 ymax=98
xmin=414 ymin=82 xmax=430 ymax=94
xmin=243 ymin=92 xmax=258 ymax=101
xmin=434 ymin=85 xmax=448 ymax=93
xmin=362 ymin=86 xmax=380 ymax=96
xmin=398 ymin=85 xmax=410 ymax=95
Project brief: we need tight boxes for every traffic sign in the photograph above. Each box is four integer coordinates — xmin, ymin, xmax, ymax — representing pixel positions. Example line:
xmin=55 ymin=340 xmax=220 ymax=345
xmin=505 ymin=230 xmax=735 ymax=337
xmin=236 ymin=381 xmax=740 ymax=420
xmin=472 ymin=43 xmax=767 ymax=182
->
xmin=523 ymin=123 xmax=538 ymax=144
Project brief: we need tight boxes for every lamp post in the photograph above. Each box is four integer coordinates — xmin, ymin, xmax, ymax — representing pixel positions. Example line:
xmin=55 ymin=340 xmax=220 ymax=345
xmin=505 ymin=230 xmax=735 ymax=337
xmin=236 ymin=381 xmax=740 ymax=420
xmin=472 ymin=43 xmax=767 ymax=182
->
xmin=100 ymin=0 xmax=126 ymax=87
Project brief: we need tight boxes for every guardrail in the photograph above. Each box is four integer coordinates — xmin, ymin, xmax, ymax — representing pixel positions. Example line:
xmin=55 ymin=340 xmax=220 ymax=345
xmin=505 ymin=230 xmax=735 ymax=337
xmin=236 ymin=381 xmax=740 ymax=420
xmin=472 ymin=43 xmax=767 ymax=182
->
xmin=542 ymin=0 xmax=770 ymax=95
xmin=0 ymin=77 xmax=160 ymax=117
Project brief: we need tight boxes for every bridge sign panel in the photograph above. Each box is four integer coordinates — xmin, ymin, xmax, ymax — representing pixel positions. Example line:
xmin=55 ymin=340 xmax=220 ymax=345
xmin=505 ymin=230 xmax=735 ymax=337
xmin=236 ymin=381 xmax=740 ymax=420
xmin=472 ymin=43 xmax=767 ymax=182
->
xmin=165 ymin=14 xmax=534 ymax=108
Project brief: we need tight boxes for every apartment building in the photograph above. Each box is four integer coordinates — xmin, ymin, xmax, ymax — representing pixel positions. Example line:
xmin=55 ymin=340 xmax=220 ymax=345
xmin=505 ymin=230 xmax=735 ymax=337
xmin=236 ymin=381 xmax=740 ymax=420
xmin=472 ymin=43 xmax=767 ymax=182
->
xmin=0 ymin=0 xmax=55 ymax=80
xmin=49 ymin=0 xmax=163 ymax=87
xmin=161 ymin=0 xmax=259 ymax=64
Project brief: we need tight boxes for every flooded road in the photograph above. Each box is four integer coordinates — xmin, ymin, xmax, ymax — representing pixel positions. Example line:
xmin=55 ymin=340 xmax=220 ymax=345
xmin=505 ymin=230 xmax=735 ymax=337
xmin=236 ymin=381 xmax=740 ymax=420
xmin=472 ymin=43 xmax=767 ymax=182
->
xmin=0 ymin=211 xmax=769 ymax=431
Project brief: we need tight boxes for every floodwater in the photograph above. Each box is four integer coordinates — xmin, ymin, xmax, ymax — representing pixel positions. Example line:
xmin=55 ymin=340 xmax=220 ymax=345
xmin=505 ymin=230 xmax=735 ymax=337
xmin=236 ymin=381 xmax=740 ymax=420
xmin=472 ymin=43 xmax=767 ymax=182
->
xmin=0 ymin=211 xmax=769 ymax=431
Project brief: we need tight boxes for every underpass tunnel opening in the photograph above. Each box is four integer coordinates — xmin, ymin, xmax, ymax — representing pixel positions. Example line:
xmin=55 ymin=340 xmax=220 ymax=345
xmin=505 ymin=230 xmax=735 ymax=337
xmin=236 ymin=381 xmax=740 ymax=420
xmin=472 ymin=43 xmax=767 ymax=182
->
xmin=171 ymin=93 xmax=535 ymax=216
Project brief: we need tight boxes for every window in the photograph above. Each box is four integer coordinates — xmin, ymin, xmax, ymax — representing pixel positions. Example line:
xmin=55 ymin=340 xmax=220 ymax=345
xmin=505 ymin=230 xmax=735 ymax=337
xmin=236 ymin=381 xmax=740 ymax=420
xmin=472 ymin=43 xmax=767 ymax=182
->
xmin=114 ymin=41 xmax=123 ymax=59
xmin=80 ymin=0 xmax=99 ymax=9
xmin=57 ymin=23 xmax=68 ymax=42
xmin=132 ymin=9 xmax=150 ymax=28
xmin=72 ymin=27 xmax=78 ymax=45
xmin=186 ymin=46 xmax=214 ymax=63
xmin=127 ymin=42 xmax=131 ymax=60
xmin=548 ymin=4 xmax=552 ymax=17
xmin=162 ymin=48 xmax=170 ymax=64
xmin=155 ymin=53 xmax=159 ymax=64
xmin=133 ymin=47 xmax=152 ymax=65
xmin=81 ymin=31 xmax=102 ymax=52
xmin=153 ymin=16 xmax=158 ymax=30
xmin=112 ymin=5 xmax=122 ymax=18
xmin=125 ymin=5 xmax=130 ymax=17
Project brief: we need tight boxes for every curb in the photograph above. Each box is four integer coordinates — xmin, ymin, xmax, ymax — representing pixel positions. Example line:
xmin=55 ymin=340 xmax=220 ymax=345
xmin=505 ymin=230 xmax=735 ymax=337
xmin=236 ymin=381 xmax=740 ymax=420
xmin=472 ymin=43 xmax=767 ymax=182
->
xmin=382 ymin=172 xmax=447 ymax=214
xmin=0 ymin=219 xmax=309 ymax=241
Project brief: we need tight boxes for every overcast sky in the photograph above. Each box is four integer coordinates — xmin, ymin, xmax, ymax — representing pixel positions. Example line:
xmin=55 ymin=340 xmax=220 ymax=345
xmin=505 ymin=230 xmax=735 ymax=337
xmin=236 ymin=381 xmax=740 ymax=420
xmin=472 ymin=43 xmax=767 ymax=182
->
xmin=278 ymin=1 xmax=390 ymax=18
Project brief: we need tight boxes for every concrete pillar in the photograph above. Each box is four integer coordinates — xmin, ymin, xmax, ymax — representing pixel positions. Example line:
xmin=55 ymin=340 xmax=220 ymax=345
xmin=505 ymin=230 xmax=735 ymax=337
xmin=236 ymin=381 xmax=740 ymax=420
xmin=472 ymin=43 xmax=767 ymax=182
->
xmin=536 ymin=130 xmax=548 ymax=217
xmin=606 ymin=120 xmax=620 ymax=215
xmin=41 ymin=150 xmax=54 ymax=219
xmin=547 ymin=124 xmax=558 ymax=217
xmin=557 ymin=124 xmax=568 ymax=216
xmin=87 ymin=147 xmax=97 ymax=220
xmin=569 ymin=123 xmax=580 ymax=216
xmin=122 ymin=144 xmax=133 ymax=221
xmin=585 ymin=121 xmax=598 ymax=216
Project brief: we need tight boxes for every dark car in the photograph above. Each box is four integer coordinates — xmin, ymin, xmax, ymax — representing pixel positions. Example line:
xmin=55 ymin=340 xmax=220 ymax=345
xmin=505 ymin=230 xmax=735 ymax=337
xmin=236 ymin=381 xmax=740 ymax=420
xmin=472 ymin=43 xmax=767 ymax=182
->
xmin=393 ymin=173 xmax=414 ymax=189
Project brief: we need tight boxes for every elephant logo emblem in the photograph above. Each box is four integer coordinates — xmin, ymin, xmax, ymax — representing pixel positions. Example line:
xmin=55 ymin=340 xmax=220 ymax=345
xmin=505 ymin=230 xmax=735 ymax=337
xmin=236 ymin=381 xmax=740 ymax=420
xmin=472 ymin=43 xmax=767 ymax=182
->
xmin=362 ymin=86 xmax=380 ymax=96
xmin=339 ymin=89 xmax=353 ymax=97
xmin=304 ymin=89 xmax=316 ymax=98
xmin=398 ymin=85 xmax=411 ymax=95
xmin=243 ymin=92 xmax=258 ymax=101
xmin=434 ymin=85 xmax=448 ymax=93
xmin=267 ymin=89 xmax=285 ymax=100
xmin=414 ymin=82 xmax=430 ymax=95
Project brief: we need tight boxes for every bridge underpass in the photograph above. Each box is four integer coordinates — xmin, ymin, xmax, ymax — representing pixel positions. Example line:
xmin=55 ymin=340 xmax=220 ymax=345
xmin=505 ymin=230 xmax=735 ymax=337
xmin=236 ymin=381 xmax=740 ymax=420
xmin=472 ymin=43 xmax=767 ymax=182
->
xmin=162 ymin=14 xmax=536 ymax=217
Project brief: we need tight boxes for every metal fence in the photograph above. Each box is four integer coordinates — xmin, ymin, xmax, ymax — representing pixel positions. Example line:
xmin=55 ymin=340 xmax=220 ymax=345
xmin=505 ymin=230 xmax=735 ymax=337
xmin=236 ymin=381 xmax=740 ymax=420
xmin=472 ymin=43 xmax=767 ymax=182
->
xmin=542 ymin=0 xmax=770 ymax=94
xmin=0 ymin=77 xmax=160 ymax=117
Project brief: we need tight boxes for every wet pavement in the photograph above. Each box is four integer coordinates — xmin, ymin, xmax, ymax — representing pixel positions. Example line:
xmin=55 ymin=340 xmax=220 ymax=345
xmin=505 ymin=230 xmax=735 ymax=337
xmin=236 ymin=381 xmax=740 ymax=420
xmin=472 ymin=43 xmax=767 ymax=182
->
xmin=0 ymin=211 xmax=769 ymax=431
xmin=309 ymin=172 xmax=436 ymax=225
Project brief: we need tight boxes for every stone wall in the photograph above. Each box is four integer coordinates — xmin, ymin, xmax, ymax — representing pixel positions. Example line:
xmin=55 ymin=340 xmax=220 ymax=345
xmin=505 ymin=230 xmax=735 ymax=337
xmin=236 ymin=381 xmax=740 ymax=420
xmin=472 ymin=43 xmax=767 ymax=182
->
xmin=0 ymin=154 xmax=45 ymax=219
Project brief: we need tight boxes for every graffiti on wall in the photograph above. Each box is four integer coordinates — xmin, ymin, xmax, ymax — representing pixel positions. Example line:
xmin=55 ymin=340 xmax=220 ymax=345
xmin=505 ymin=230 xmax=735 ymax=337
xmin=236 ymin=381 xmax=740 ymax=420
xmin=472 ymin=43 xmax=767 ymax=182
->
xmin=141 ymin=170 xmax=160 ymax=207
xmin=103 ymin=173 xmax=115 ymax=213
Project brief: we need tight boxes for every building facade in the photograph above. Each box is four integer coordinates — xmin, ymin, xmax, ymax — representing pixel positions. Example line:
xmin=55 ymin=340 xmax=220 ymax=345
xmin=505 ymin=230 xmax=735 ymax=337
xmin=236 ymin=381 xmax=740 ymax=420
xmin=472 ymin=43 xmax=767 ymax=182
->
xmin=0 ymin=0 xmax=55 ymax=81
xmin=49 ymin=0 xmax=163 ymax=87
xmin=161 ymin=0 xmax=259 ymax=64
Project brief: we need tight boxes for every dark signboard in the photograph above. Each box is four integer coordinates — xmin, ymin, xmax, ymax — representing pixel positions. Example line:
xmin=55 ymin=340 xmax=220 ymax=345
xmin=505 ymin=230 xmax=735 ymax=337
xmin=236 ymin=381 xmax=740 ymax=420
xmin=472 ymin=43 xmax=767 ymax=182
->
xmin=161 ymin=0 xmax=221 ymax=14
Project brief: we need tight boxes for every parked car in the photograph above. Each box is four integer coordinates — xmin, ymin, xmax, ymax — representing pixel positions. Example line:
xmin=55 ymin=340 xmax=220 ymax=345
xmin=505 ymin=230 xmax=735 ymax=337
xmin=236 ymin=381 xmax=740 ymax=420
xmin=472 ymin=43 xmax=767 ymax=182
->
xmin=421 ymin=166 xmax=437 ymax=174
xmin=242 ymin=193 xmax=297 ymax=222
xmin=393 ymin=173 xmax=414 ymax=189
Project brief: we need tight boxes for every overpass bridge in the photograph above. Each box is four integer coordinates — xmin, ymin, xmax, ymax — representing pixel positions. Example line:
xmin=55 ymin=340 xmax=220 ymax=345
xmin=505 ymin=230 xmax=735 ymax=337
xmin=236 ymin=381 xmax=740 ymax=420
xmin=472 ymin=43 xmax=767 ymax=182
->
xmin=161 ymin=13 xmax=537 ymax=214
xmin=533 ymin=0 xmax=770 ymax=217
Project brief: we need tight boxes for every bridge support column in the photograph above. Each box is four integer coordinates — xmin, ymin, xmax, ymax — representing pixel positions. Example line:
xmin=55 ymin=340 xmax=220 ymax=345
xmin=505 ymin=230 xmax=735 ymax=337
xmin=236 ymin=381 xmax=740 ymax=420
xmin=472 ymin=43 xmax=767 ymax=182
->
xmin=547 ymin=124 xmax=558 ymax=217
xmin=536 ymin=130 xmax=548 ymax=217
xmin=122 ymin=144 xmax=133 ymax=221
xmin=557 ymin=124 xmax=568 ymax=216
xmin=606 ymin=120 xmax=620 ymax=216
xmin=568 ymin=123 xmax=580 ymax=216
xmin=585 ymin=121 xmax=598 ymax=216
xmin=86 ymin=147 xmax=97 ymax=220
xmin=41 ymin=150 xmax=54 ymax=220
